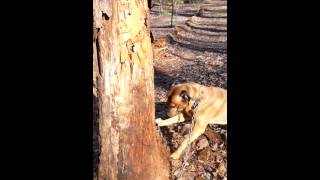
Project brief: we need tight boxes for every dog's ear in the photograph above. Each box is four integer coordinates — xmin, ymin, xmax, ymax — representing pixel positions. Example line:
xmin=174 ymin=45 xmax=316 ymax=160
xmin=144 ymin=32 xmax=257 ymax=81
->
xmin=180 ymin=90 xmax=191 ymax=103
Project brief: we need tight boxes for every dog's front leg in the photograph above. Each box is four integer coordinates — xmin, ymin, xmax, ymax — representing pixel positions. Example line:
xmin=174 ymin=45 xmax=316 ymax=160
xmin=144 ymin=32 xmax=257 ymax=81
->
xmin=171 ymin=122 xmax=207 ymax=159
xmin=155 ymin=113 xmax=186 ymax=126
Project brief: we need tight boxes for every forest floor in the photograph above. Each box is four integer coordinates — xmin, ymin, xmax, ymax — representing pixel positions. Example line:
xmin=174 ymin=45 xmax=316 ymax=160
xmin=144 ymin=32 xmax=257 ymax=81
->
xmin=93 ymin=1 xmax=227 ymax=179
xmin=151 ymin=1 xmax=227 ymax=179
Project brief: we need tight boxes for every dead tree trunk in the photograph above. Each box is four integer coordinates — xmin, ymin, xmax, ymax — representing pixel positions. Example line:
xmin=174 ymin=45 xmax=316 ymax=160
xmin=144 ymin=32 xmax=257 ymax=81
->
xmin=93 ymin=0 xmax=170 ymax=180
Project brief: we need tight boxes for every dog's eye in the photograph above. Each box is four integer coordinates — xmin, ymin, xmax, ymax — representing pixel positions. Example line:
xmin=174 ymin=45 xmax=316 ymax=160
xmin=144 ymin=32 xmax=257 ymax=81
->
xmin=169 ymin=105 xmax=176 ymax=108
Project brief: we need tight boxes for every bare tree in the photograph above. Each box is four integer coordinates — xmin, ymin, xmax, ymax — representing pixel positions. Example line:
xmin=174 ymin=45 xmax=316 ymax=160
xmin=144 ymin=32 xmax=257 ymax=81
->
xmin=93 ymin=0 xmax=170 ymax=179
xmin=171 ymin=0 xmax=175 ymax=27
xmin=160 ymin=0 xmax=163 ymax=14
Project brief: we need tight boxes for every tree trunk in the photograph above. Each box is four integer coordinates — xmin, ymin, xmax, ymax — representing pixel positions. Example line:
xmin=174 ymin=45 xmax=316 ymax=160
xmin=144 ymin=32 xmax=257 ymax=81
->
xmin=160 ymin=0 xmax=163 ymax=14
xmin=171 ymin=0 xmax=175 ymax=27
xmin=93 ymin=0 xmax=170 ymax=180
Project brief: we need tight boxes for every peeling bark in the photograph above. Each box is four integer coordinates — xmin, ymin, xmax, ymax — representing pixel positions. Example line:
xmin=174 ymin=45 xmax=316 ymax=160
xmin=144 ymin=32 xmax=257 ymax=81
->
xmin=94 ymin=0 xmax=170 ymax=179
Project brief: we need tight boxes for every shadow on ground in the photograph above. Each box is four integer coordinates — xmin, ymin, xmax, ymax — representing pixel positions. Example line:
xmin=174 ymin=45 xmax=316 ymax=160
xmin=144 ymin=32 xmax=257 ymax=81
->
xmin=154 ymin=67 xmax=188 ymax=91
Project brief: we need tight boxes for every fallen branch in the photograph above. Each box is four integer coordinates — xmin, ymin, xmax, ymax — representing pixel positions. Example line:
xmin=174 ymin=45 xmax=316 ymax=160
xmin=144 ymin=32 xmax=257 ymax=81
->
xmin=186 ymin=20 xmax=227 ymax=32
xmin=176 ymin=24 xmax=227 ymax=36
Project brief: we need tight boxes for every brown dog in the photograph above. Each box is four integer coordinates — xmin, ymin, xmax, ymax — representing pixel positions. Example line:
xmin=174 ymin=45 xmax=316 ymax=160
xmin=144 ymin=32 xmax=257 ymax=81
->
xmin=155 ymin=82 xmax=227 ymax=159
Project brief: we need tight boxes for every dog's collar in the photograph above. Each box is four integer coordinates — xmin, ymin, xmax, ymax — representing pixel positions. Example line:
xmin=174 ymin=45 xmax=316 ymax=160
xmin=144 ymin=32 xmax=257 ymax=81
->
xmin=190 ymin=98 xmax=200 ymax=110
xmin=189 ymin=85 xmax=202 ymax=110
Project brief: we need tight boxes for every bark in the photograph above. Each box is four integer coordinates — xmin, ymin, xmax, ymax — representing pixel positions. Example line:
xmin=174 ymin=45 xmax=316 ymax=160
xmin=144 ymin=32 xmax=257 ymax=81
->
xmin=93 ymin=0 xmax=170 ymax=179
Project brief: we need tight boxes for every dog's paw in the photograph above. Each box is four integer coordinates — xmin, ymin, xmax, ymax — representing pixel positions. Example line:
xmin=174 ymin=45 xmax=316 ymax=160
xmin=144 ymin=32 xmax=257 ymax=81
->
xmin=155 ymin=118 xmax=163 ymax=126
xmin=170 ymin=152 xmax=181 ymax=160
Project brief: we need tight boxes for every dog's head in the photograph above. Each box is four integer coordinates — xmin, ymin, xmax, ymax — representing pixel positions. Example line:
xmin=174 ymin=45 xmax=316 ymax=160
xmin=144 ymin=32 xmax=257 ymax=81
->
xmin=166 ymin=84 xmax=192 ymax=117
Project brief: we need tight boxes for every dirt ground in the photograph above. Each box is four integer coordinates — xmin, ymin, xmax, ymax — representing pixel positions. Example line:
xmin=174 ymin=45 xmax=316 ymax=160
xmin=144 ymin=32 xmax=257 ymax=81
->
xmin=93 ymin=1 xmax=227 ymax=179
xmin=151 ymin=1 xmax=227 ymax=179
